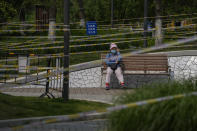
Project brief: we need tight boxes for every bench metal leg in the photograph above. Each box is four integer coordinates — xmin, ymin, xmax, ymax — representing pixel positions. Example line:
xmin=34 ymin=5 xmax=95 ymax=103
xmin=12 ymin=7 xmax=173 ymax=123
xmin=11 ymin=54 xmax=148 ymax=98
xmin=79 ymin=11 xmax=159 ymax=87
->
xmin=100 ymin=68 xmax=104 ymax=88
xmin=100 ymin=73 xmax=103 ymax=88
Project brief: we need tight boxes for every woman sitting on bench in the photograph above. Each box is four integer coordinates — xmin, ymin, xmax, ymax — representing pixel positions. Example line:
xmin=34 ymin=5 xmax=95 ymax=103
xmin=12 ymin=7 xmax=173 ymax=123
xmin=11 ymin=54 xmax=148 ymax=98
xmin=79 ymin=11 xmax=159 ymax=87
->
xmin=105 ymin=43 xmax=124 ymax=90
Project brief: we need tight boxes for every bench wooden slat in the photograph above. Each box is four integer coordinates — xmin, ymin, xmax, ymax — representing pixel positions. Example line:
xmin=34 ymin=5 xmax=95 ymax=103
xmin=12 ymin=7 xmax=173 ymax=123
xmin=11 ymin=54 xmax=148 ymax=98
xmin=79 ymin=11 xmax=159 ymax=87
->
xmin=122 ymin=58 xmax=167 ymax=60
xmin=102 ymin=58 xmax=168 ymax=61
xmin=102 ymin=60 xmax=168 ymax=62
xmin=101 ymin=54 xmax=167 ymax=57
xmin=103 ymin=72 xmax=170 ymax=75
xmin=103 ymin=62 xmax=168 ymax=67
xmin=122 ymin=73 xmax=170 ymax=75
xmin=102 ymin=57 xmax=167 ymax=61
xmin=122 ymin=61 xmax=168 ymax=65
xmin=104 ymin=67 xmax=168 ymax=71
xmin=102 ymin=68 xmax=168 ymax=71
xmin=103 ymin=67 xmax=168 ymax=71
xmin=127 ymin=65 xmax=168 ymax=68
xmin=103 ymin=65 xmax=168 ymax=67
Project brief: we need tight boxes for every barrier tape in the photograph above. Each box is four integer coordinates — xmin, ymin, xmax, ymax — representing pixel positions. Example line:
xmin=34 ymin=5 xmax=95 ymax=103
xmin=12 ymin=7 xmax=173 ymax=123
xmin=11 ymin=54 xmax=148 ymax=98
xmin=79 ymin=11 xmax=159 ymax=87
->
xmin=0 ymin=75 xmax=63 ymax=85
xmin=4 ymin=29 xmax=197 ymax=50
xmin=1 ymin=12 xmax=197 ymax=26
xmin=0 ymin=37 xmax=141 ymax=49
xmin=0 ymin=29 xmax=195 ymax=50
xmin=0 ymin=54 xmax=64 ymax=62
xmin=0 ymin=21 xmax=65 ymax=25
xmin=4 ymin=38 xmax=147 ymax=51
xmin=2 ymin=30 xmax=196 ymax=51
xmin=0 ymin=72 xmax=63 ymax=79
xmin=0 ymin=36 xmax=83 ymax=39
xmin=111 ymin=12 xmax=197 ymax=22
xmin=7 ymin=46 xmax=64 ymax=51
xmin=65 ymin=24 xmax=197 ymax=42
xmin=0 ymin=81 xmax=48 ymax=86
xmin=0 ymin=41 xmax=63 ymax=49
xmin=0 ymin=38 xmax=45 ymax=48
xmin=0 ymin=26 xmax=150 ymax=32
xmin=0 ymin=24 xmax=196 ymax=47
xmin=1 ymin=26 xmax=195 ymax=51
xmin=1 ymin=29 xmax=146 ymax=40
xmin=0 ymin=36 xmax=138 ymax=47
xmin=0 ymin=29 xmax=193 ymax=48
xmin=1 ymin=92 xmax=197 ymax=131
xmin=0 ymin=66 xmax=58 ymax=71
xmin=0 ymin=28 xmax=132 ymax=32
xmin=0 ymin=47 xmax=131 ymax=64
xmin=0 ymin=34 xmax=190 ymax=51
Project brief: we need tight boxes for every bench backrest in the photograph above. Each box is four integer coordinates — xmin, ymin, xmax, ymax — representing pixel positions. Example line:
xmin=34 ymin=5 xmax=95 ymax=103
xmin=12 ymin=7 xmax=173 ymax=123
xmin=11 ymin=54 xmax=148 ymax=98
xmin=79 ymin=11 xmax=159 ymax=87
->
xmin=101 ymin=54 xmax=169 ymax=72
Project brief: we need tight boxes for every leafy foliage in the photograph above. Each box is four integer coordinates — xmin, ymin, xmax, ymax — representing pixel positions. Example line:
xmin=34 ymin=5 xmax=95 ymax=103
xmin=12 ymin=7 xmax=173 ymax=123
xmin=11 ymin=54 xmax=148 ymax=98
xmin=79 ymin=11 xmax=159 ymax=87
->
xmin=2 ymin=0 xmax=197 ymax=23
xmin=0 ymin=1 xmax=16 ymax=23
xmin=109 ymin=79 xmax=197 ymax=131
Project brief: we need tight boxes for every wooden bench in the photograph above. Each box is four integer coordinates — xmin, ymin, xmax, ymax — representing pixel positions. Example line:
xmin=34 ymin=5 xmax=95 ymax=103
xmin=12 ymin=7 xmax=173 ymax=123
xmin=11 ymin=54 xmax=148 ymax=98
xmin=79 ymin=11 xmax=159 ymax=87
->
xmin=101 ymin=54 xmax=172 ymax=88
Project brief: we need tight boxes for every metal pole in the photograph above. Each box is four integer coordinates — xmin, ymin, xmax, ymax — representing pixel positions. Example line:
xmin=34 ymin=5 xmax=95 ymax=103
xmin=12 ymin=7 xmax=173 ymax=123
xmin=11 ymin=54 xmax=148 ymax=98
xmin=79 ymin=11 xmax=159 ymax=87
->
xmin=144 ymin=0 xmax=148 ymax=47
xmin=63 ymin=0 xmax=70 ymax=101
xmin=111 ymin=0 xmax=114 ymax=28
xmin=46 ymin=57 xmax=51 ymax=94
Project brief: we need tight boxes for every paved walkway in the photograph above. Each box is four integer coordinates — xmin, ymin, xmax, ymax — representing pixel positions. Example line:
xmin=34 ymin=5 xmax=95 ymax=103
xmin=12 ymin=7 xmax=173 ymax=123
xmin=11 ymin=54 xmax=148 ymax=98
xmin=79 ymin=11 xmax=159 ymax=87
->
xmin=1 ymin=119 xmax=108 ymax=131
xmin=0 ymin=87 xmax=133 ymax=104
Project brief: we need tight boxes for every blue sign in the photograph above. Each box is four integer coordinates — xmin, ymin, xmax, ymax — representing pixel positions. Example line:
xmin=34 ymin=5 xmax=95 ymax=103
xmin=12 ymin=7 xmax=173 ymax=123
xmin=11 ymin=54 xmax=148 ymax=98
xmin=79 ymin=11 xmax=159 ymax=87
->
xmin=86 ymin=21 xmax=97 ymax=35
xmin=148 ymin=21 xmax=152 ymax=30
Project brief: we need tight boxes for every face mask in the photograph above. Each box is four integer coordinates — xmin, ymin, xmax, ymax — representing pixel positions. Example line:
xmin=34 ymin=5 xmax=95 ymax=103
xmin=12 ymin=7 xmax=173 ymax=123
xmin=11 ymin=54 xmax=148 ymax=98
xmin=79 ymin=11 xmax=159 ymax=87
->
xmin=111 ymin=50 xmax=116 ymax=54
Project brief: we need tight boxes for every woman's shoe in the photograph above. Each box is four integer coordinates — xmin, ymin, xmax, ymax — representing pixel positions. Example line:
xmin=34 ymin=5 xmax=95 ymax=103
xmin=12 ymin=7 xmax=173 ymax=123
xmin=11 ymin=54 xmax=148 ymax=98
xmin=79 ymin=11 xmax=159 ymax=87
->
xmin=106 ymin=83 xmax=110 ymax=90
xmin=120 ymin=83 xmax=126 ymax=89
xmin=106 ymin=86 xmax=110 ymax=90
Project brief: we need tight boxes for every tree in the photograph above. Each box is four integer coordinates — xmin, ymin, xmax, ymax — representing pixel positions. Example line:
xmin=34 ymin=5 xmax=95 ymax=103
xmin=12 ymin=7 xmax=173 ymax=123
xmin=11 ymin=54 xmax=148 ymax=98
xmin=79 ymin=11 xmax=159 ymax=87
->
xmin=48 ymin=0 xmax=57 ymax=41
xmin=0 ymin=1 xmax=16 ymax=23
xmin=155 ymin=0 xmax=162 ymax=46
xmin=7 ymin=0 xmax=38 ymax=34
xmin=77 ymin=0 xmax=85 ymax=27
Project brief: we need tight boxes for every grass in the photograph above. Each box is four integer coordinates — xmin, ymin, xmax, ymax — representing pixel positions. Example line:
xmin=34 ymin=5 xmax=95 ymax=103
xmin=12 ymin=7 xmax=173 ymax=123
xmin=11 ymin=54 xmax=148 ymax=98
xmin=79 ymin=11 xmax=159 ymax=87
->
xmin=109 ymin=79 xmax=197 ymax=131
xmin=0 ymin=93 xmax=110 ymax=120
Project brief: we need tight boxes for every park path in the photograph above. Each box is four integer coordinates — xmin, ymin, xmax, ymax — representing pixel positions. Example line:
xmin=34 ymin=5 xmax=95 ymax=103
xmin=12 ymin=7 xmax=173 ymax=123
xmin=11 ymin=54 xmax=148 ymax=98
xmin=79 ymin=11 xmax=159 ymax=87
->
xmin=0 ymin=87 xmax=133 ymax=104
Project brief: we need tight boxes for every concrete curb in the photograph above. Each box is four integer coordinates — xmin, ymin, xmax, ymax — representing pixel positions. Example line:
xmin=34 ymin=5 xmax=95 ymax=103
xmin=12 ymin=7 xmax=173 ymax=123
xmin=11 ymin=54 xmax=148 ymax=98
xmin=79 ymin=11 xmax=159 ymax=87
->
xmin=149 ymin=50 xmax=197 ymax=57
xmin=0 ymin=113 xmax=107 ymax=128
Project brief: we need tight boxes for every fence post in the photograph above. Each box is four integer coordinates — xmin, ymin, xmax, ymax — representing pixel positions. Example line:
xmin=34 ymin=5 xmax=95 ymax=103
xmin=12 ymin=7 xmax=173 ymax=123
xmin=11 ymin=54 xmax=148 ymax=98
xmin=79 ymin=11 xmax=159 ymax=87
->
xmin=40 ymin=57 xmax=54 ymax=98
xmin=144 ymin=0 xmax=148 ymax=47
xmin=111 ymin=0 xmax=114 ymax=28
xmin=46 ymin=58 xmax=51 ymax=94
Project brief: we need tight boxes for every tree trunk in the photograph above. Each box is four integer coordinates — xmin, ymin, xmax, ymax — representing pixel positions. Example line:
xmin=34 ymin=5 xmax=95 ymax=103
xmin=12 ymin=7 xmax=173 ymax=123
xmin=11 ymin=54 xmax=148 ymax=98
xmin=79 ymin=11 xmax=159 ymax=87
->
xmin=155 ymin=0 xmax=163 ymax=46
xmin=19 ymin=8 xmax=25 ymax=35
xmin=77 ymin=0 xmax=85 ymax=28
xmin=48 ymin=0 xmax=57 ymax=41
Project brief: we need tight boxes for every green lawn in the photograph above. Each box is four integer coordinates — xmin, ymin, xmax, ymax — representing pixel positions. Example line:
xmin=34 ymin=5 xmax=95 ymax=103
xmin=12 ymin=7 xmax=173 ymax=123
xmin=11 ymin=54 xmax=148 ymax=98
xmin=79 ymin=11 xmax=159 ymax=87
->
xmin=0 ymin=93 xmax=110 ymax=120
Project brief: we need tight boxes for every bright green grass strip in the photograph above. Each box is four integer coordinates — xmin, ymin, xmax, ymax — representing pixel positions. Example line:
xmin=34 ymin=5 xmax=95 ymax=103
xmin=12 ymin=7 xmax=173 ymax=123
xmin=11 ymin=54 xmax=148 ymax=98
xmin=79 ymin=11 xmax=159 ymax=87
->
xmin=0 ymin=93 xmax=109 ymax=120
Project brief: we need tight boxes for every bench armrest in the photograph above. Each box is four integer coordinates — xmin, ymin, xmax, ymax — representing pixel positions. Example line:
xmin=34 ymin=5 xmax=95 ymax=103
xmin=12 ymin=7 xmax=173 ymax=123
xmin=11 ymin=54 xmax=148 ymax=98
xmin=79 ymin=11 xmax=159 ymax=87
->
xmin=168 ymin=66 xmax=174 ymax=79
xmin=168 ymin=66 xmax=171 ymax=72
xmin=101 ymin=63 xmax=106 ymax=73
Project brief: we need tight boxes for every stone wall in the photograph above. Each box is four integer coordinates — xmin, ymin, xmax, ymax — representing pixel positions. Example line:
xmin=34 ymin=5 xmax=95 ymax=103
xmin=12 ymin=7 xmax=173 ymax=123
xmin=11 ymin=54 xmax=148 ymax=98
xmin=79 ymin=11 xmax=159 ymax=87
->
xmin=68 ymin=56 xmax=197 ymax=88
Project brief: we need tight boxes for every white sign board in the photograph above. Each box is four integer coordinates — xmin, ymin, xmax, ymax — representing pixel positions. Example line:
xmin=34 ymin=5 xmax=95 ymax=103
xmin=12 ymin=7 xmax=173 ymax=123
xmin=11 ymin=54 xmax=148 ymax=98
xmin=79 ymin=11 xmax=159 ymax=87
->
xmin=18 ymin=56 xmax=30 ymax=73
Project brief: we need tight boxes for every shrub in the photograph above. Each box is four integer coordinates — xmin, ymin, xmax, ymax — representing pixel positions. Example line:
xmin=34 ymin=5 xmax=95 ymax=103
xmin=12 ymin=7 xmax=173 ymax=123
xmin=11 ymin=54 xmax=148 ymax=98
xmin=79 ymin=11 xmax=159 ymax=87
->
xmin=109 ymin=79 xmax=197 ymax=131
